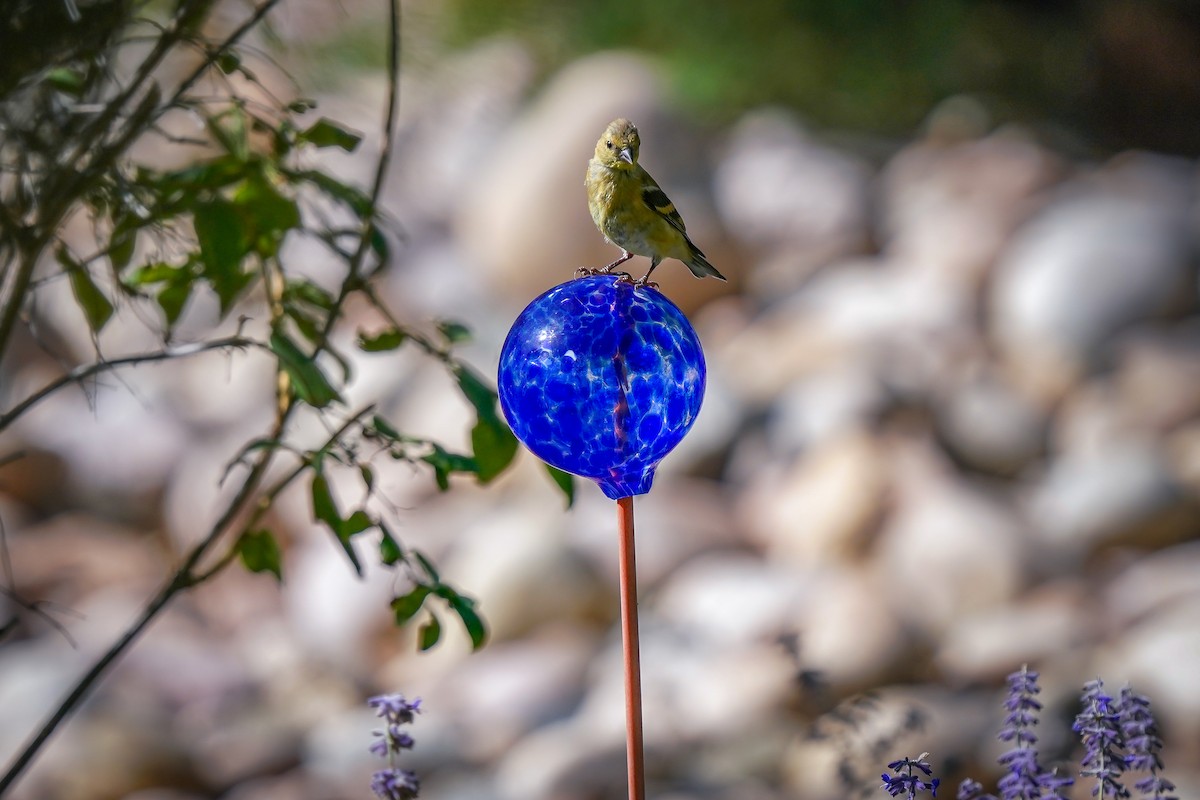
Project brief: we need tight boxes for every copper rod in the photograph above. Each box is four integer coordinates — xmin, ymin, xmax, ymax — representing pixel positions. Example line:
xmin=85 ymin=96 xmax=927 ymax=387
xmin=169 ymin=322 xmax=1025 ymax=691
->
xmin=616 ymin=494 xmax=645 ymax=800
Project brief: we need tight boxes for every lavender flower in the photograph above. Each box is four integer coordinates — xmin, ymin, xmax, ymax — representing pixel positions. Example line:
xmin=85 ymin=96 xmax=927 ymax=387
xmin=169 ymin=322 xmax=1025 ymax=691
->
xmin=1074 ymin=679 xmax=1128 ymax=799
xmin=371 ymin=767 xmax=420 ymax=800
xmin=995 ymin=666 xmax=1073 ymax=800
xmin=368 ymin=693 xmax=422 ymax=724
xmin=956 ymin=778 xmax=995 ymax=800
xmin=1117 ymin=687 xmax=1177 ymax=800
xmin=368 ymin=693 xmax=421 ymax=800
xmin=881 ymin=754 xmax=941 ymax=798
xmin=1039 ymin=766 xmax=1075 ymax=800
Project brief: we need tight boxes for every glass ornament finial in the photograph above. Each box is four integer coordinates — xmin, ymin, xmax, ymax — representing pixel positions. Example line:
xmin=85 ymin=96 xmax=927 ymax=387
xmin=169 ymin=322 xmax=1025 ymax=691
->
xmin=498 ymin=276 xmax=706 ymax=499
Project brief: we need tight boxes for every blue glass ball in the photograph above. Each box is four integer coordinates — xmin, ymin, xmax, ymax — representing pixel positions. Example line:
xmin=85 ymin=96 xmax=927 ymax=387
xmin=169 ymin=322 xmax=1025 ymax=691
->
xmin=498 ymin=276 xmax=706 ymax=499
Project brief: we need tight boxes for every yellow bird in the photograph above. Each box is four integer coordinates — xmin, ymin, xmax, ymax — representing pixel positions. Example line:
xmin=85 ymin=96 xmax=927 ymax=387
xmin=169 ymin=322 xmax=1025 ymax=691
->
xmin=585 ymin=118 xmax=726 ymax=285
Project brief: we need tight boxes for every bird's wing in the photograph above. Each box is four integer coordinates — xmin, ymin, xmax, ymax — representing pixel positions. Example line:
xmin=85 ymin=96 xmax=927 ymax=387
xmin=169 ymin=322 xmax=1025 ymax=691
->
xmin=639 ymin=170 xmax=688 ymax=234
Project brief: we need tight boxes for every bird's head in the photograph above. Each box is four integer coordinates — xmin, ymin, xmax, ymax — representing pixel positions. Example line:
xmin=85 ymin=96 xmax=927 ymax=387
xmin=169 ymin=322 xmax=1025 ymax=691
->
xmin=594 ymin=118 xmax=640 ymax=170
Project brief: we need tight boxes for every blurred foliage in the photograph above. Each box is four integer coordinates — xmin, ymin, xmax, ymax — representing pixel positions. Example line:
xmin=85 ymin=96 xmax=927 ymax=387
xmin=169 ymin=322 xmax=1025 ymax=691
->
xmin=436 ymin=0 xmax=1200 ymax=155
xmin=0 ymin=5 xmax=581 ymax=784
xmin=0 ymin=0 xmax=558 ymax=655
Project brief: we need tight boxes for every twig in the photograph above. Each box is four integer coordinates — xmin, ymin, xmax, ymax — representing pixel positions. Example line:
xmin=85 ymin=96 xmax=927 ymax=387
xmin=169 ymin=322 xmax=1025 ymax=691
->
xmin=314 ymin=0 xmax=401 ymax=350
xmin=193 ymin=406 xmax=374 ymax=584
xmin=0 ymin=395 xmax=286 ymax=792
xmin=0 ymin=2 xmax=406 ymax=790
xmin=0 ymin=336 xmax=262 ymax=433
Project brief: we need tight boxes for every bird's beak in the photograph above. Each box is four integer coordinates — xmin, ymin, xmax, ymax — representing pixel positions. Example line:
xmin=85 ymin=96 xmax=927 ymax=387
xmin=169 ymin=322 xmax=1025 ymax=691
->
xmin=617 ymin=147 xmax=633 ymax=164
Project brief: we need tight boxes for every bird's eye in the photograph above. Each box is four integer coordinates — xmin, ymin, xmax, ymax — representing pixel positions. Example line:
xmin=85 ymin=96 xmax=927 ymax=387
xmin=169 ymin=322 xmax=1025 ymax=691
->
xmin=605 ymin=140 xmax=613 ymax=149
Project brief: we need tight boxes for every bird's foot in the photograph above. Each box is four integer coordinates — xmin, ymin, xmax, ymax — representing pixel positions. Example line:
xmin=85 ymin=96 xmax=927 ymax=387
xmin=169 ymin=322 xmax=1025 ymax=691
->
xmin=577 ymin=265 xmax=634 ymax=281
xmin=632 ymin=276 xmax=659 ymax=290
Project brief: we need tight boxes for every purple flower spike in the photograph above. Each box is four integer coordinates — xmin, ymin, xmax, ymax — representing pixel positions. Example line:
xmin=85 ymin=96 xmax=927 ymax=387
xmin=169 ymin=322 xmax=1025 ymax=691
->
xmin=1117 ymin=687 xmax=1178 ymax=800
xmin=957 ymin=778 xmax=996 ymax=800
xmin=882 ymin=755 xmax=941 ymax=799
xmin=367 ymin=693 xmax=422 ymax=798
xmin=996 ymin=666 xmax=1071 ymax=800
xmin=1074 ymin=679 xmax=1129 ymax=799
xmin=368 ymin=693 xmax=422 ymax=724
xmin=371 ymin=767 xmax=420 ymax=800
xmin=1038 ymin=767 xmax=1075 ymax=800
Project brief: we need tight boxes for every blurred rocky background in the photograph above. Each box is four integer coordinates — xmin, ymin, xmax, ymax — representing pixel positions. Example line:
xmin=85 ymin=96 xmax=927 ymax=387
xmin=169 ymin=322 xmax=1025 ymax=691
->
xmin=2 ymin=0 xmax=1199 ymax=799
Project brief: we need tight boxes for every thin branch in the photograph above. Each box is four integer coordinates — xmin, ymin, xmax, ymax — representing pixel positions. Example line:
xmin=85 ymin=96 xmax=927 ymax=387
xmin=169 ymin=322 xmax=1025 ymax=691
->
xmin=0 ymin=1 xmax=404 ymax=791
xmin=159 ymin=0 xmax=285 ymax=118
xmin=0 ymin=588 xmax=82 ymax=648
xmin=0 ymin=1 xmax=216 ymax=369
xmin=0 ymin=239 xmax=42 ymax=375
xmin=192 ymin=405 xmax=373 ymax=583
xmin=0 ymin=398 xmax=295 ymax=792
xmin=0 ymin=336 xmax=263 ymax=433
xmin=315 ymin=0 xmax=401 ymax=350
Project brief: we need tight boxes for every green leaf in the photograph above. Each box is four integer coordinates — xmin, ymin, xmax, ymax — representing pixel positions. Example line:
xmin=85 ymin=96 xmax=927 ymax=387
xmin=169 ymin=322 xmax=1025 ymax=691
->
xmin=310 ymin=472 xmax=341 ymax=529
xmin=108 ymin=229 xmax=136 ymax=272
xmin=157 ymin=280 xmax=193 ymax=328
xmin=359 ymin=464 xmax=375 ymax=494
xmin=544 ymin=465 xmax=576 ymax=508
xmin=285 ymin=279 xmax=335 ymax=310
xmin=237 ymin=529 xmax=283 ymax=581
xmin=379 ymin=522 xmax=403 ymax=566
xmin=369 ymin=227 xmax=390 ymax=264
xmin=371 ymin=415 xmax=401 ymax=441
xmin=454 ymin=365 xmax=499 ymax=422
xmin=206 ymin=107 xmax=249 ymax=160
xmin=340 ymin=509 xmax=373 ymax=538
xmin=357 ymin=327 xmax=407 ymax=352
xmin=192 ymin=197 xmax=251 ymax=312
xmin=269 ymin=331 xmax=341 ymax=408
xmin=311 ymin=472 xmax=362 ymax=575
xmin=413 ymin=550 xmax=441 ymax=583
xmin=60 ymin=251 xmax=114 ymax=335
xmin=234 ymin=176 xmax=301 ymax=246
xmin=418 ymin=612 xmax=441 ymax=651
xmin=470 ymin=415 xmax=518 ymax=484
xmin=45 ymin=67 xmax=85 ymax=95
xmin=283 ymin=302 xmax=324 ymax=344
xmin=421 ymin=443 xmax=477 ymax=491
xmin=124 ymin=262 xmax=179 ymax=287
xmin=437 ymin=320 xmax=472 ymax=344
xmin=289 ymin=169 xmax=373 ymax=215
xmin=391 ymin=584 xmax=431 ymax=624
xmin=216 ymin=51 xmax=241 ymax=74
xmin=448 ymin=593 xmax=487 ymax=650
xmin=299 ymin=118 xmax=363 ymax=151
xmin=158 ymin=157 xmax=244 ymax=194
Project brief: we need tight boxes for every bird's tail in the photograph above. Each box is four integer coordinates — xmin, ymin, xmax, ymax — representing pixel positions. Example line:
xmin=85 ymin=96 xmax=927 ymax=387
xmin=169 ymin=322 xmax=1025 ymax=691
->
xmin=685 ymin=244 xmax=726 ymax=281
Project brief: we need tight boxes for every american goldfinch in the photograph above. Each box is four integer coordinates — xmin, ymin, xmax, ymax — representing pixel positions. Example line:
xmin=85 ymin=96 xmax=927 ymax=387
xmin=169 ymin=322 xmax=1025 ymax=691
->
xmin=585 ymin=118 xmax=726 ymax=285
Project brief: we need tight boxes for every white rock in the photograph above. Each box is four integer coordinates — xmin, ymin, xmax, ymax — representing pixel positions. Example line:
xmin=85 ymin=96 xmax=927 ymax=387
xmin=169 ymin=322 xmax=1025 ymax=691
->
xmin=1025 ymin=437 xmax=1185 ymax=557
xmin=740 ymin=429 xmax=887 ymax=567
xmin=935 ymin=368 xmax=1048 ymax=476
xmin=937 ymin=582 xmax=1088 ymax=680
xmin=990 ymin=156 xmax=1195 ymax=398
xmin=879 ymin=132 xmax=1060 ymax=284
xmin=713 ymin=108 xmax=871 ymax=250
xmin=873 ymin=441 xmax=1025 ymax=637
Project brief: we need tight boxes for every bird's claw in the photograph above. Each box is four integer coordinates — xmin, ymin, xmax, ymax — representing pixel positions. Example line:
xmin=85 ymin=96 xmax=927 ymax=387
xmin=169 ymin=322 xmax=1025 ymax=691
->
xmin=616 ymin=274 xmax=658 ymax=289
xmin=577 ymin=266 xmax=635 ymax=282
